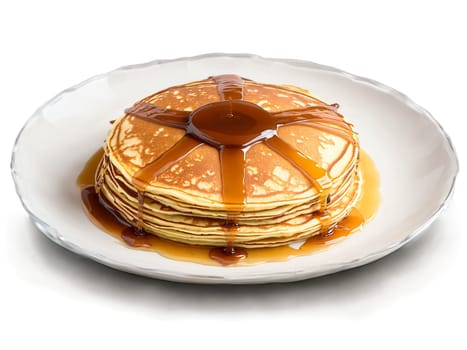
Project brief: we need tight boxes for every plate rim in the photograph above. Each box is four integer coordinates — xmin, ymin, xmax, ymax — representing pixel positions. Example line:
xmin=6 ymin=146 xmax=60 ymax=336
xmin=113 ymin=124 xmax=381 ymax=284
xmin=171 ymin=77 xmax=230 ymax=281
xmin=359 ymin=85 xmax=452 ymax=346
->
xmin=10 ymin=53 xmax=460 ymax=284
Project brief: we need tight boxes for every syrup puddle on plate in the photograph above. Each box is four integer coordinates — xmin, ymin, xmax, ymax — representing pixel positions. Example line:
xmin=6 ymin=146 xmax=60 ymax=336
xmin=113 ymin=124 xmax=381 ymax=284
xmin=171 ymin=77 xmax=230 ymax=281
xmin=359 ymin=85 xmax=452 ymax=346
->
xmin=77 ymin=148 xmax=380 ymax=266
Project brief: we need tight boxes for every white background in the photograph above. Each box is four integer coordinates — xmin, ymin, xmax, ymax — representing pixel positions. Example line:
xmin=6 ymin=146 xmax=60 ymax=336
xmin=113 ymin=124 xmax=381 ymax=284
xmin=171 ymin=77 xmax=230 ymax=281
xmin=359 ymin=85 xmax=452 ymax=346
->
xmin=1 ymin=0 xmax=465 ymax=348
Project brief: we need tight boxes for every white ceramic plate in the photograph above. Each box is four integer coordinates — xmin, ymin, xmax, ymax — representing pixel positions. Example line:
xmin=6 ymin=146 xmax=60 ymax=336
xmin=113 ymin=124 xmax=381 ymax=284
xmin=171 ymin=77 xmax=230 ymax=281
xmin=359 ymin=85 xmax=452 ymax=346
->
xmin=11 ymin=54 xmax=458 ymax=284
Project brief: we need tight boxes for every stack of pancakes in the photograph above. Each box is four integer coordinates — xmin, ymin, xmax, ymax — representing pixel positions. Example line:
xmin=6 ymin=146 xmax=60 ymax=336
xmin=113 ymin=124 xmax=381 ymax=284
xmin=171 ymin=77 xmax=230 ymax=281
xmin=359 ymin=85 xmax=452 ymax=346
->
xmin=96 ymin=76 xmax=360 ymax=248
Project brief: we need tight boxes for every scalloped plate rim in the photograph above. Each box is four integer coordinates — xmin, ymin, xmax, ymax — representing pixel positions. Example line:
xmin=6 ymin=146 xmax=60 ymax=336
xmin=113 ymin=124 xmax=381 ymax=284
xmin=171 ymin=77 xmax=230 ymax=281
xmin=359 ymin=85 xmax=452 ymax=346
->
xmin=10 ymin=53 xmax=459 ymax=284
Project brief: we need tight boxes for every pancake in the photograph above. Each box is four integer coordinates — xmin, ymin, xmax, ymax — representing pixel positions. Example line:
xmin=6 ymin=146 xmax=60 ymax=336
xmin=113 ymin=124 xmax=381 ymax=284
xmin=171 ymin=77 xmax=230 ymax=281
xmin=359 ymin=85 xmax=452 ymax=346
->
xmin=95 ymin=75 xmax=360 ymax=248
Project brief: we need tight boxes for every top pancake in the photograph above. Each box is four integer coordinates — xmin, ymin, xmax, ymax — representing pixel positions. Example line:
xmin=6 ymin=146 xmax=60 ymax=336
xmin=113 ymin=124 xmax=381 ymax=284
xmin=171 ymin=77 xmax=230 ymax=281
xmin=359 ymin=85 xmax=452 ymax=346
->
xmin=105 ymin=77 xmax=358 ymax=211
